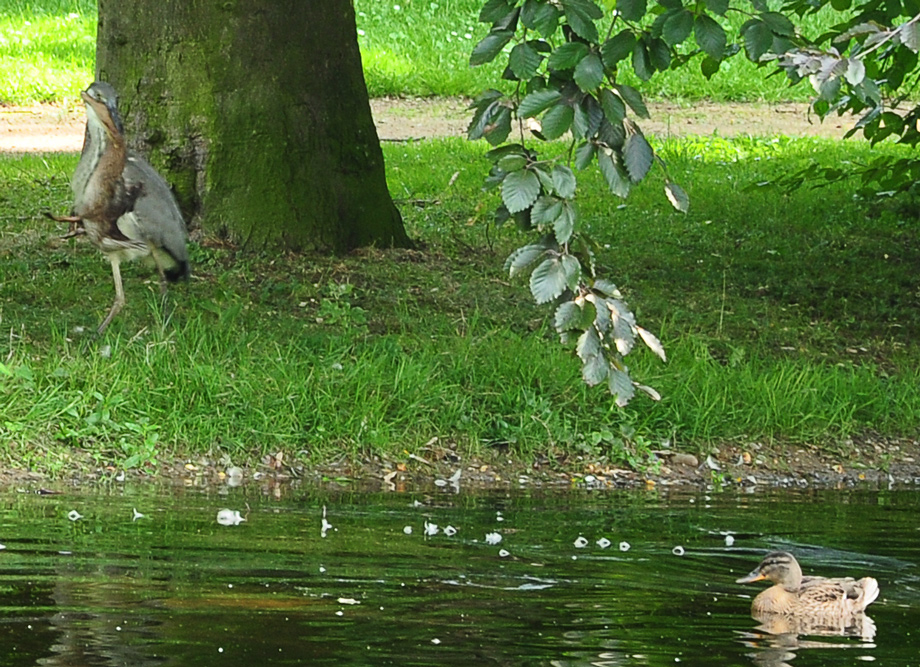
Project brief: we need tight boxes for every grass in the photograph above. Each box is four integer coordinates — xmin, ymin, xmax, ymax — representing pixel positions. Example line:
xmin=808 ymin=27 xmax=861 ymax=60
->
xmin=3 ymin=135 xmax=920 ymax=472
xmin=1 ymin=0 xmax=847 ymax=104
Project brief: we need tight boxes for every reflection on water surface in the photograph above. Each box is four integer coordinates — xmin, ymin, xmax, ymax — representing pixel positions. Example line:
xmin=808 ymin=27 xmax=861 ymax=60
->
xmin=0 ymin=486 xmax=917 ymax=666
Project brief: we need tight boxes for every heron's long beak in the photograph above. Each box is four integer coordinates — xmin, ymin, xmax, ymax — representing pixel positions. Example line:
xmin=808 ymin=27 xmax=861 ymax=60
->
xmin=81 ymin=90 xmax=125 ymax=139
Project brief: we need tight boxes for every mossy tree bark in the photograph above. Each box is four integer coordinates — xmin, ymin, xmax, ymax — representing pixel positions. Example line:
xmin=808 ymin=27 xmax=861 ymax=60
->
xmin=95 ymin=0 xmax=409 ymax=251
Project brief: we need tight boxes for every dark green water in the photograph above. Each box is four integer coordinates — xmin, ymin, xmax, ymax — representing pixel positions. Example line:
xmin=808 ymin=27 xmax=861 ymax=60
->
xmin=0 ymin=485 xmax=917 ymax=666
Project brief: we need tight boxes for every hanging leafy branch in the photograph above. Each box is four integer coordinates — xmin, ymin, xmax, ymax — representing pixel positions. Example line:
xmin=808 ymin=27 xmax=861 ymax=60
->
xmin=466 ymin=0 xmax=723 ymax=405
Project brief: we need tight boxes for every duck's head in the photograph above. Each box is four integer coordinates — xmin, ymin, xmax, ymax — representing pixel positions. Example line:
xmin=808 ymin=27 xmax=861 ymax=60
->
xmin=736 ymin=551 xmax=804 ymax=591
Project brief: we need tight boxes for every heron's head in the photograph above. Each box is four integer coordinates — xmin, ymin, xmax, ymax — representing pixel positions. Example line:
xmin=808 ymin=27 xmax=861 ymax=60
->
xmin=81 ymin=81 xmax=125 ymax=140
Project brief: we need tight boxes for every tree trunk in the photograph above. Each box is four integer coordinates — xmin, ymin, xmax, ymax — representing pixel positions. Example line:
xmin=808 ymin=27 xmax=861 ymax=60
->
xmin=95 ymin=0 xmax=410 ymax=251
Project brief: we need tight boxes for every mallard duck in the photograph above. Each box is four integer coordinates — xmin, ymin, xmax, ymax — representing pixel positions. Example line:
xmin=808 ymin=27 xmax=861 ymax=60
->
xmin=736 ymin=551 xmax=879 ymax=616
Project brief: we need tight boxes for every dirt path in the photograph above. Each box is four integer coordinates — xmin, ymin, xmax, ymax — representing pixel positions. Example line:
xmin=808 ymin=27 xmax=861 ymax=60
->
xmin=1 ymin=97 xmax=855 ymax=152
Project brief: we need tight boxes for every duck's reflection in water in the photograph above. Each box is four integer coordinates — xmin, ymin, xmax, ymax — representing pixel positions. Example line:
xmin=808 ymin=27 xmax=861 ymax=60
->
xmin=738 ymin=611 xmax=877 ymax=667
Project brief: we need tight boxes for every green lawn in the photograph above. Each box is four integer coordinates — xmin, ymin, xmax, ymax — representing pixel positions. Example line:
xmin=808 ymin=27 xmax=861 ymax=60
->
xmin=3 ymin=135 xmax=919 ymax=472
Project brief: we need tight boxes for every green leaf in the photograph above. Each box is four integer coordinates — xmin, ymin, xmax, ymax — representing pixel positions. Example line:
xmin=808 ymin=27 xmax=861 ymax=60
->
xmin=624 ymin=125 xmax=654 ymax=183
xmin=694 ymin=15 xmax=726 ymax=60
xmin=529 ymin=1 xmax=561 ymax=36
xmin=701 ymin=55 xmax=720 ymax=79
xmin=532 ymin=195 xmax=564 ymax=224
xmin=552 ymin=164 xmax=577 ymax=199
xmin=741 ymin=19 xmax=772 ymax=62
xmin=479 ymin=0 xmax=514 ymax=23
xmin=632 ymin=42 xmax=653 ymax=81
xmin=598 ymin=148 xmax=631 ymax=198
xmin=617 ymin=0 xmax=647 ymax=22
xmin=562 ymin=0 xmax=601 ymax=42
xmin=548 ymin=42 xmax=590 ymax=70
xmin=574 ymin=53 xmax=605 ymax=92
xmin=761 ymin=12 xmax=795 ymax=37
xmin=647 ymin=37 xmax=671 ymax=71
xmin=502 ymin=169 xmax=541 ymax=214
xmin=582 ymin=353 xmax=609 ymax=386
xmin=505 ymin=243 xmax=550 ymax=277
xmin=530 ymin=257 xmax=569 ymax=304
xmin=574 ymin=142 xmax=596 ymax=169
xmin=562 ymin=253 xmax=581 ymax=292
xmin=519 ymin=89 xmax=563 ymax=118
xmin=703 ymin=0 xmax=729 ymax=15
xmin=509 ymin=42 xmax=543 ymax=80
xmin=615 ymin=84 xmax=650 ymax=118
xmin=664 ymin=180 xmax=690 ymax=212
xmin=554 ymin=201 xmax=577 ymax=244
xmin=484 ymin=106 xmax=513 ymax=145
xmin=663 ymin=9 xmax=694 ymax=46
xmin=555 ymin=301 xmax=584 ymax=331
xmin=599 ymin=88 xmax=626 ymax=124
xmin=498 ymin=154 xmax=528 ymax=172
xmin=608 ymin=367 xmax=636 ymax=406
xmin=541 ymin=104 xmax=575 ymax=140
xmin=470 ymin=30 xmax=514 ymax=67
xmin=576 ymin=326 xmax=602 ymax=363
xmin=602 ymin=30 xmax=637 ymax=67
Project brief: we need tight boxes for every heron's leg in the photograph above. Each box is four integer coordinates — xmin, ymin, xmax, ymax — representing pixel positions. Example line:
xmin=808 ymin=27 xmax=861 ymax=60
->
xmin=98 ymin=257 xmax=126 ymax=334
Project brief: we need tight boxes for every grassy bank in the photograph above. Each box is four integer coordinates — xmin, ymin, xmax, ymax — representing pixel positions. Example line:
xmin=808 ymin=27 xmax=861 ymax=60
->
xmin=3 ymin=135 xmax=919 ymax=473
xmin=1 ymin=0 xmax=844 ymax=104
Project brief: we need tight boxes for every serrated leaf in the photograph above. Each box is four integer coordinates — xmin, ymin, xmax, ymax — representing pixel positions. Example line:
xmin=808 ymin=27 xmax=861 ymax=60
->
xmin=617 ymin=0 xmax=647 ymax=22
xmin=608 ymin=367 xmax=636 ymax=406
xmin=608 ymin=298 xmax=637 ymax=355
xmin=632 ymin=42 xmax=654 ymax=81
xmin=498 ymin=154 xmax=528 ymax=172
xmin=530 ymin=257 xmax=568 ymax=304
xmin=479 ymin=0 xmax=514 ymax=23
xmin=701 ymin=55 xmax=720 ymax=79
xmin=704 ymin=0 xmax=729 ymax=14
xmin=574 ymin=53 xmax=605 ymax=92
xmin=554 ymin=300 xmax=584 ymax=331
xmin=637 ymin=326 xmax=667 ymax=361
xmin=602 ymin=31 xmax=636 ymax=68
xmin=532 ymin=195 xmax=564 ymax=224
xmin=548 ymin=41 xmax=590 ymax=70
xmin=551 ymin=164 xmax=577 ymax=199
xmin=562 ymin=0 xmax=602 ymax=42
xmin=576 ymin=326 xmax=602 ymax=363
xmin=615 ymin=84 xmax=650 ymax=118
xmin=648 ymin=37 xmax=671 ymax=71
xmin=665 ymin=180 xmax=689 ymax=212
xmin=599 ymin=89 xmax=626 ymax=125
xmin=623 ymin=127 xmax=654 ymax=183
xmin=502 ymin=169 xmax=541 ymax=214
xmin=663 ymin=9 xmax=694 ymax=46
xmin=509 ymin=42 xmax=543 ymax=80
xmin=541 ymin=104 xmax=575 ymax=140
xmin=694 ymin=14 xmax=726 ymax=60
xmin=505 ymin=243 xmax=549 ymax=277
xmin=761 ymin=11 xmax=794 ymax=37
xmin=561 ymin=253 xmax=581 ymax=290
xmin=572 ymin=97 xmax=603 ymax=139
xmin=582 ymin=353 xmax=609 ymax=386
xmin=470 ymin=30 xmax=514 ymax=67
xmin=554 ymin=203 xmax=577 ymax=244
xmin=593 ymin=278 xmax=621 ymax=298
xmin=483 ymin=106 xmax=512 ymax=145
xmin=588 ymin=294 xmax=612 ymax=333
xmin=598 ymin=148 xmax=631 ymax=198
xmin=844 ymin=58 xmax=865 ymax=86
xmin=519 ymin=89 xmax=563 ymax=118
xmin=531 ymin=1 xmax=561 ymax=36
xmin=574 ymin=142 xmax=596 ymax=169
xmin=900 ymin=22 xmax=920 ymax=53
xmin=741 ymin=19 xmax=772 ymax=62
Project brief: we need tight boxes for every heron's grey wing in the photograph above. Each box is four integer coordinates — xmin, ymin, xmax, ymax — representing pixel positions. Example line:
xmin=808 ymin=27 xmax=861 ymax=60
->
xmin=121 ymin=154 xmax=190 ymax=270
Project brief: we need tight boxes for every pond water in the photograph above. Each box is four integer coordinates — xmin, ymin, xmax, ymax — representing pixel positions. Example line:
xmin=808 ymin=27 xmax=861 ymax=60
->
xmin=0 ymin=483 xmax=917 ymax=666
